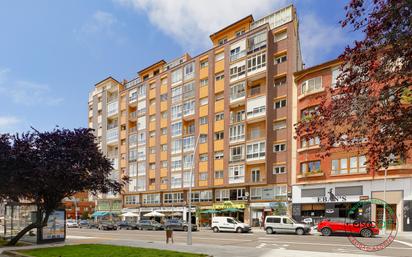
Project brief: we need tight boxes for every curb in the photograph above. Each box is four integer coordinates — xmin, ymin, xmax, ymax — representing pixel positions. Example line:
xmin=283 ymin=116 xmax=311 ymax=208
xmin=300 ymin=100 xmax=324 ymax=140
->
xmin=2 ymin=251 xmax=31 ymax=257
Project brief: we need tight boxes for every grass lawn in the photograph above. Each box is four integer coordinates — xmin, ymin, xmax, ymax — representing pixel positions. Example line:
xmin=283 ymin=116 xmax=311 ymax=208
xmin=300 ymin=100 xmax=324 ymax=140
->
xmin=0 ymin=238 xmax=28 ymax=247
xmin=19 ymin=244 xmax=208 ymax=257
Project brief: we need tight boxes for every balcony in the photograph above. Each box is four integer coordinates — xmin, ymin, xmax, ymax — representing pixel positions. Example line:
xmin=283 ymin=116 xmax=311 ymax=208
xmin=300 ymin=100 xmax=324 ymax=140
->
xmin=246 ymin=106 xmax=266 ymax=121
xmin=230 ymin=91 xmax=246 ymax=106
xmin=229 ymin=176 xmax=245 ymax=184
xmin=106 ymin=128 xmax=118 ymax=144
xmin=229 ymin=155 xmax=245 ymax=163
xmin=229 ymin=134 xmax=245 ymax=144
xmin=247 ymin=41 xmax=266 ymax=54
xmin=230 ymin=50 xmax=246 ymax=62
xmin=129 ymin=111 xmax=137 ymax=120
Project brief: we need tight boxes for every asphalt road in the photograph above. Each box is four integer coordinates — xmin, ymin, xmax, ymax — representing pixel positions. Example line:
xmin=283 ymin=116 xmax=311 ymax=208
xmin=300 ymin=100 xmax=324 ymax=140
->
xmin=66 ymin=228 xmax=412 ymax=257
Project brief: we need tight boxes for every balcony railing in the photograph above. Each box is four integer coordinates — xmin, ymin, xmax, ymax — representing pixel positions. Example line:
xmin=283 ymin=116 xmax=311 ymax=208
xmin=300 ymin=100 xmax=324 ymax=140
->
xmin=229 ymin=155 xmax=245 ymax=163
xmin=247 ymin=106 xmax=266 ymax=119
xmin=106 ymin=128 xmax=118 ymax=144
xmin=229 ymin=134 xmax=245 ymax=143
xmin=247 ymin=41 xmax=266 ymax=54
xmin=246 ymin=152 xmax=265 ymax=161
xmin=230 ymin=50 xmax=246 ymax=62
xmin=230 ymin=91 xmax=246 ymax=103
xmin=129 ymin=111 xmax=137 ymax=119
xmin=229 ymin=176 xmax=245 ymax=184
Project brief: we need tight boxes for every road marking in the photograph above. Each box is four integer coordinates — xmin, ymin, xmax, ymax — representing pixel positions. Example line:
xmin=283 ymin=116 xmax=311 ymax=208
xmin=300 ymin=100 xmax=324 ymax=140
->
xmin=278 ymin=247 xmax=285 ymax=250
xmin=394 ymin=239 xmax=412 ymax=248
xmin=282 ymin=244 xmax=289 ymax=247
xmin=256 ymin=239 xmax=412 ymax=250
xmin=256 ymin=243 xmax=266 ymax=249
xmin=66 ymin=235 xmax=96 ymax=239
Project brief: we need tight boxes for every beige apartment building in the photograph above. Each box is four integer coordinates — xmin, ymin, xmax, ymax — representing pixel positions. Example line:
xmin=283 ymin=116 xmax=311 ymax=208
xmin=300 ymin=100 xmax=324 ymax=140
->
xmin=88 ymin=5 xmax=302 ymax=226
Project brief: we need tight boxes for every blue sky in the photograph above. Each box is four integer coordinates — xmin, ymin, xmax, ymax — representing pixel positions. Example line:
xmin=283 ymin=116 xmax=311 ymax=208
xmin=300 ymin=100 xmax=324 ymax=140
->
xmin=0 ymin=0 xmax=361 ymax=134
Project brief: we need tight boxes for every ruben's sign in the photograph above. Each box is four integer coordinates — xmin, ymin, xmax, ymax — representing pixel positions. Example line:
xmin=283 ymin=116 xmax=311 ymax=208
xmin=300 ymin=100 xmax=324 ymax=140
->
xmin=317 ymin=189 xmax=347 ymax=202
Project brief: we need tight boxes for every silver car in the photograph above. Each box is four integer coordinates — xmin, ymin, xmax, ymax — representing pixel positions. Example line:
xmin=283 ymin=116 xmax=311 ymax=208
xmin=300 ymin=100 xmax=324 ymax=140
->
xmin=264 ymin=216 xmax=310 ymax=235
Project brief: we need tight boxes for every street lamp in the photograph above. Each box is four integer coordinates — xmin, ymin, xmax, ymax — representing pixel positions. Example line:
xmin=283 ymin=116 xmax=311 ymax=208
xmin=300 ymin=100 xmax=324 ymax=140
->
xmin=70 ymin=197 xmax=79 ymax=223
xmin=382 ymin=154 xmax=396 ymax=235
xmin=187 ymin=134 xmax=201 ymax=245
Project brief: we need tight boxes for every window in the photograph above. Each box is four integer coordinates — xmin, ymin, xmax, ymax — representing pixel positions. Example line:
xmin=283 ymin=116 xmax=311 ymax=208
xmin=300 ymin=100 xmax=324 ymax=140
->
xmin=229 ymin=124 xmax=245 ymax=142
xmin=149 ymin=114 xmax=156 ymax=122
xmin=332 ymin=155 xmax=367 ymax=175
xmin=246 ymin=141 xmax=266 ymax=160
xmin=215 ymin=92 xmax=224 ymax=101
xmin=149 ymin=162 xmax=156 ymax=170
xmin=171 ymin=69 xmax=182 ymax=84
xmin=214 ymin=131 xmax=224 ymax=140
xmin=274 ymin=77 xmax=287 ymax=87
xmin=218 ymin=38 xmax=227 ymax=46
xmin=236 ymin=29 xmax=245 ymax=37
xmin=160 ymin=93 xmax=168 ymax=102
xmin=149 ymin=147 xmax=156 ymax=154
xmin=183 ymin=154 xmax=194 ymax=170
xmin=200 ymin=78 xmax=208 ymax=86
xmin=214 ymin=151 xmax=224 ymax=160
xmin=247 ymin=52 xmax=266 ymax=73
xmin=171 ymin=122 xmax=182 ymax=137
xmin=274 ymin=30 xmax=287 ymax=42
xmin=301 ymin=106 xmax=319 ymax=121
xmin=199 ymin=134 xmax=207 ymax=144
xmin=171 ymin=86 xmax=182 ymax=103
xmin=199 ymin=172 xmax=208 ymax=181
xmin=199 ymin=116 xmax=208 ymax=125
xmin=229 ymin=62 xmax=246 ymax=80
xmin=183 ymin=136 xmax=194 ymax=152
xmin=161 ymin=77 xmax=167 ymax=85
xmin=215 ymin=112 xmax=224 ymax=121
xmin=200 ymin=97 xmax=208 ymax=106
xmin=191 ymin=190 xmax=212 ymax=202
xmin=230 ymin=81 xmax=246 ymax=101
xmin=183 ymin=171 xmax=194 ymax=187
xmin=250 ymin=84 xmax=261 ymax=96
xmin=161 ymin=177 xmax=168 ymax=184
xmin=214 ymin=170 xmax=224 ymax=179
xmin=273 ymin=143 xmax=286 ymax=152
xmin=247 ymin=31 xmax=267 ymax=53
xmin=251 ymin=169 xmax=260 ymax=183
xmin=163 ymin=192 xmax=183 ymax=204
xmin=332 ymin=67 xmax=341 ymax=88
xmin=171 ymin=139 xmax=182 ymax=154
xmin=274 ymin=99 xmax=287 ymax=109
xmin=183 ymin=100 xmax=195 ymax=116
xmin=200 ymin=60 xmax=208 ymax=68
xmin=161 ymin=160 xmax=168 ymax=168
xmin=161 ymin=111 xmax=168 ymax=119
xmin=273 ymin=165 xmax=286 ymax=174
xmin=300 ymin=161 xmax=321 ymax=174
xmin=215 ymin=72 xmax=224 ymax=81
xmin=274 ymin=55 xmax=287 ymax=64
xmin=215 ymin=52 xmax=224 ymax=61
xmin=215 ymin=189 xmax=229 ymax=201
xmin=250 ymin=127 xmax=261 ymax=139
xmin=129 ymin=162 xmax=137 ymax=177
xmin=199 ymin=154 xmax=208 ymax=162
xmin=229 ymin=165 xmax=245 ymax=183
xmin=273 ymin=120 xmax=287 ymax=131
xmin=161 ymin=144 xmax=167 ymax=152
xmin=184 ymin=62 xmax=194 ymax=80
xmin=301 ymin=77 xmax=322 ymax=94
xmin=143 ymin=194 xmax=160 ymax=204
xmin=229 ymin=188 xmax=245 ymax=200
xmin=230 ymin=145 xmax=244 ymax=162
xmin=301 ymin=136 xmax=320 ymax=148
xmin=230 ymin=110 xmax=245 ymax=123
xmin=171 ymin=104 xmax=182 ymax=120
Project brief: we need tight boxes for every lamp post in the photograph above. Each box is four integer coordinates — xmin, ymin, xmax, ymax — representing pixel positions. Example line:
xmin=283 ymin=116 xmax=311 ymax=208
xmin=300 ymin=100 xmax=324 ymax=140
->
xmin=382 ymin=154 xmax=396 ymax=235
xmin=187 ymin=134 xmax=201 ymax=245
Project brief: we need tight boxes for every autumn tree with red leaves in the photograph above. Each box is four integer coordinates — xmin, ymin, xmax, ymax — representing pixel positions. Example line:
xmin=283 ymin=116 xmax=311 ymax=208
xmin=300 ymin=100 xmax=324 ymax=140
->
xmin=295 ymin=0 xmax=412 ymax=170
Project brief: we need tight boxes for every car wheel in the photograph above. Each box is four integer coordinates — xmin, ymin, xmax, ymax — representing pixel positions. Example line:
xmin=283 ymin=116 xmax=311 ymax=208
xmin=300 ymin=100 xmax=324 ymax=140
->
xmin=236 ymin=227 xmax=243 ymax=233
xmin=296 ymin=228 xmax=304 ymax=235
xmin=321 ymin=227 xmax=332 ymax=236
xmin=266 ymin=227 xmax=273 ymax=234
xmin=361 ymin=229 xmax=372 ymax=238
xmin=213 ymin=227 xmax=219 ymax=233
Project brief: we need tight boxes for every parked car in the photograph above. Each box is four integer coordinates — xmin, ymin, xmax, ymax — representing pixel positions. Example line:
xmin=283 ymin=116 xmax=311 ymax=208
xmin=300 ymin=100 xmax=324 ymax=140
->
xmin=317 ymin=218 xmax=379 ymax=237
xmin=265 ymin=216 xmax=310 ymax=235
xmin=66 ymin=220 xmax=78 ymax=228
xmin=78 ymin=220 xmax=90 ymax=228
xmin=117 ymin=221 xmax=138 ymax=230
xmin=137 ymin=220 xmax=164 ymax=230
xmin=165 ymin=219 xmax=197 ymax=232
xmin=87 ymin=221 xmax=99 ymax=229
xmin=211 ymin=217 xmax=250 ymax=233
xmin=98 ymin=221 xmax=117 ymax=230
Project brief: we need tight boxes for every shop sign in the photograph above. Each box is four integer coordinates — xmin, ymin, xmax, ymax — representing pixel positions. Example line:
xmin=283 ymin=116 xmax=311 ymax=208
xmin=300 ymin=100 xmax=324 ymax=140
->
xmin=213 ymin=201 xmax=245 ymax=210
xmin=317 ymin=189 xmax=347 ymax=203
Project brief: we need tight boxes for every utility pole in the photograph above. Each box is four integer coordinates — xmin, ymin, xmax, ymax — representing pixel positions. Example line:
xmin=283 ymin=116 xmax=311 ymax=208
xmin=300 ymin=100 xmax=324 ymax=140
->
xmin=187 ymin=134 xmax=201 ymax=245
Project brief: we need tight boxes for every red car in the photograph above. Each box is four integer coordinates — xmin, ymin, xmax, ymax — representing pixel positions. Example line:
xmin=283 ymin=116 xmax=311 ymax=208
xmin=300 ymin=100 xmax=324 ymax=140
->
xmin=317 ymin=218 xmax=379 ymax=237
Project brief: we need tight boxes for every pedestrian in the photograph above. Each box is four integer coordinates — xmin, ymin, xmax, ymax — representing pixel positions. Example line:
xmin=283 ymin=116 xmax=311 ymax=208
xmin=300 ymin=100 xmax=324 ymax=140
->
xmin=165 ymin=226 xmax=174 ymax=244
xmin=260 ymin=215 xmax=264 ymax=229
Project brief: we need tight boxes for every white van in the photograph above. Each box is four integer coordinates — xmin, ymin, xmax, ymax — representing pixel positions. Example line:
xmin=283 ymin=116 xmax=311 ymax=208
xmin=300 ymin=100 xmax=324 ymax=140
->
xmin=264 ymin=215 xmax=310 ymax=235
xmin=212 ymin=217 xmax=251 ymax=233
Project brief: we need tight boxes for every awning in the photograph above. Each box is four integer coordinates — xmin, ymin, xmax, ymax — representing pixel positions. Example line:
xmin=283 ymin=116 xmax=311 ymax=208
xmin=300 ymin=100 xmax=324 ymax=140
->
xmin=222 ymin=208 xmax=244 ymax=213
xmin=201 ymin=210 xmax=221 ymax=214
xmin=91 ymin=211 xmax=109 ymax=218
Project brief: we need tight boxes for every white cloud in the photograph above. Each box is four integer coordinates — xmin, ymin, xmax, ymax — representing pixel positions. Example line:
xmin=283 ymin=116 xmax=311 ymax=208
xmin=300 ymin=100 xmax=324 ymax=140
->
xmin=0 ymin=116 xmax=21 ymax=133
xmin=0 ymin=68 xmax=63 ymax=106
xmin=299 ymin=13 xmax=351 ymax=67
xmin=114 ymin=0 xmax=289 ymax=52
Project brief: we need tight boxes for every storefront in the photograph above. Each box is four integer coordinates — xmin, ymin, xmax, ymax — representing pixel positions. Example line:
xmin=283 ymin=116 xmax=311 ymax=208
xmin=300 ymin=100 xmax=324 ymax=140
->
xmin=292 ymin=178 xmax=412 ymax=231
xmin=208 ymin=201 xmax=247 ymax=223
xmin=250 ymin=202 xmax=287 ymax=227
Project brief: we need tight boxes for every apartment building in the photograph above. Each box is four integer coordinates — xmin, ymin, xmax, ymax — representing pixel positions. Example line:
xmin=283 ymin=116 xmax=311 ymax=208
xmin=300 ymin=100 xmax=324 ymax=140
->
xmin=292 ymin=59 xmax=412 ymax=231
xmin=88 ymin=5 xmax=302 ymax=226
